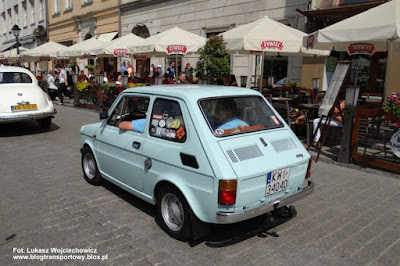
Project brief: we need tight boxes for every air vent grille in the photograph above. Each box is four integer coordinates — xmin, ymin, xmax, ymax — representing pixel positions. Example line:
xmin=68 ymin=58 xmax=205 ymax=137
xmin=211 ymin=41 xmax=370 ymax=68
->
xmin=233 ymin=144 xmax=263 ymax=161
xmin=270 ymin=138 xmax=297 ymax=152
xmin=227 ymin=150 xmax=238 ymax=163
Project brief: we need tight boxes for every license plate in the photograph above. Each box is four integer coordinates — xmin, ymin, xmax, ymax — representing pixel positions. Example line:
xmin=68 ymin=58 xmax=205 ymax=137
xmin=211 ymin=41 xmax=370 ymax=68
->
xmin=266 ymin=167 xmax=290 ymax=196
xmin=11 ymin=104 xmax=37 ymax=112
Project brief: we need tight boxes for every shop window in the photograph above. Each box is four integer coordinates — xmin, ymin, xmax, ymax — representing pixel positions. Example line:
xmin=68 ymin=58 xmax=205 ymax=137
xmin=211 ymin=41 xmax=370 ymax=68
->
xmin=149 ymin=98 xmax=187 ymax=143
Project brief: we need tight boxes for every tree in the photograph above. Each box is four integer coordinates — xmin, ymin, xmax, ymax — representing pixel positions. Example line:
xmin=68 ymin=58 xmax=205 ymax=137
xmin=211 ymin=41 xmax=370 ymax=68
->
xmin=195 ymin=35 xmax=231 ymax=84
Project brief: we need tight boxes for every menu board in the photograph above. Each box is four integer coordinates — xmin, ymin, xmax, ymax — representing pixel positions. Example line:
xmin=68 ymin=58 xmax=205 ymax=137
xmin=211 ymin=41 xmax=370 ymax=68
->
xmin=319 ymin=61 xmax=350 ymax=117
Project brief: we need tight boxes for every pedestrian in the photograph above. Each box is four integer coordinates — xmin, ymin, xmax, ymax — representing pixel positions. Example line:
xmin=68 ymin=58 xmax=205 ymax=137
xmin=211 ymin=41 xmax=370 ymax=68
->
xmin=65 ymin=63 xmax=72 ymax=73
xmin=149 ymin=64 xmax=154 ymax=80
xmin=166 ymin=61 xmax=176 ymax=80
xmin=228 ymin=74 xmax=238 ymax=86
xmin=175 ymin=72 xmax=186 ymax=84
xmin=184 ymin=63 xmax=193 ymax=83
xmin=87 ymin=70 xmax=94 ymax=81
xmin=56 ymin=64 xmax=67 ymax=105
xmin=47 ymin=70 xmax=58 ymax=101
xmin=66 ymin=69 xmax=74 ymax=98
xmin=312 ymin=94 xmax=345 ymax=146
xmin=78 ymin=70 xmax=87 ymax=82
xmin=120 ymin=62 xmax=127 ymax=73
xmin=127 ymin=62 xmax=134 ymax=77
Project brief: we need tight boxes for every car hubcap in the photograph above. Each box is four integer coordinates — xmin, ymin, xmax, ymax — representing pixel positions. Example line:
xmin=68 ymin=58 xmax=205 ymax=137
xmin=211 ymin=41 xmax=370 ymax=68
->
xmin=161 ymin=193 xmax=184 ymax=231
xmin=83 ymin=153 xmax=96 ymax=179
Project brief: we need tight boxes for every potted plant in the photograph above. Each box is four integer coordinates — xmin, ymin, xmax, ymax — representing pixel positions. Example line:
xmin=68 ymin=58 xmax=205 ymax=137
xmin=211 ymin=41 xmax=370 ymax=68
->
xmin=383 ymin=92 xmax=400 ymax=126
xmin=101 ymin=82 xmax=121 ymax=109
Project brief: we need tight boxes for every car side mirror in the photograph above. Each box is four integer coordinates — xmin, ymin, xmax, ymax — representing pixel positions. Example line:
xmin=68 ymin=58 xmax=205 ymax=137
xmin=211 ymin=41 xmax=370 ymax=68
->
xmin=99 ymin=111 xmax=108 ymax=120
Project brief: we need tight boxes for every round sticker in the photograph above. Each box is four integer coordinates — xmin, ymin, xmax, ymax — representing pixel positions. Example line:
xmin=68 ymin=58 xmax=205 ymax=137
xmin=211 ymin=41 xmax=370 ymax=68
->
xmin=215 ymin=128 xmax=224 ymax=135
xmin=150 ymin=126 xmax=156 ymax=134
xmin=173 ymin=119 xmax=181 ymax=129
xmin=390 ymin=130 xmax=400 ymax=158
xmin=159 ymin=119 xmax=166 ymax=128
xmin=166 ymin=117 xmax=174 ymax=128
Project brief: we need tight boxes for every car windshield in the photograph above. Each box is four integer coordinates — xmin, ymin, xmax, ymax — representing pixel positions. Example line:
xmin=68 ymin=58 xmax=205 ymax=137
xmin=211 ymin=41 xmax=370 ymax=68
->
xmin=0 ymin=72 xmax=32 ymax=84
xmin=199 ymin=96 xmax=284 ymax=137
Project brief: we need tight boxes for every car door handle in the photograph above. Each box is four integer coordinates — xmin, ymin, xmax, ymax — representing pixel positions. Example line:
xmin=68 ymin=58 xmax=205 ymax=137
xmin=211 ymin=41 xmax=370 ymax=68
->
xmin=132 ymin=141 xmax=141 ymax=149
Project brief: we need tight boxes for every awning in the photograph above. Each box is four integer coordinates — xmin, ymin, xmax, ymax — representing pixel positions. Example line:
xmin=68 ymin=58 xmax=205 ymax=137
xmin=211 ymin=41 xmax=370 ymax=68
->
xmin=98 ymin=32 xmax=119 ymax=42
xmin=0 ymin=42 xmax=17 ymax=53
xmin=296 ymin=1 xmax=388 ymax=28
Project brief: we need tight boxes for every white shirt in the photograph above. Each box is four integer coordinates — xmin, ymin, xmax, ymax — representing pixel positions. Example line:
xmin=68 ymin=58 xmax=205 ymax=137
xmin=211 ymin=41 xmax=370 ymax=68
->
xmin=59 ymin=69 xmax=66 ymax=83
xmin=47 ymin=74 xmax=58 ymax=90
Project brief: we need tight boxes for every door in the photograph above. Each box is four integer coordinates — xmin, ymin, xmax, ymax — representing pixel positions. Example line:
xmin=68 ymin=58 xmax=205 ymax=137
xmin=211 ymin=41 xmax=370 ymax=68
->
xmin=95 ymin=94 xmax=150 ymax=191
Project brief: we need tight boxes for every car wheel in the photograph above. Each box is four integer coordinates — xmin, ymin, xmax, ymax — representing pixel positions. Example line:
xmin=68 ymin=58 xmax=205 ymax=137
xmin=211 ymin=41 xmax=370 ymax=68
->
xmin=38 ymin=117 xmax=52 ymax=129
xmin=81 ymin=147 xmax=102 ymax=186
xmin=156 ymin=186 xmax=192 ymax=241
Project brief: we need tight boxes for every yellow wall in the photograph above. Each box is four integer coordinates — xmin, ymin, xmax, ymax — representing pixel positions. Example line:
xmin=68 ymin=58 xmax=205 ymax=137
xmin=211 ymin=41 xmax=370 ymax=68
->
xmin=48 ymin=0 xmax=119 ymax=43
xmin=301 ymin=57 xmax=325 ymax=91
xmin=385 ymin=50 xmax=400 ymax=98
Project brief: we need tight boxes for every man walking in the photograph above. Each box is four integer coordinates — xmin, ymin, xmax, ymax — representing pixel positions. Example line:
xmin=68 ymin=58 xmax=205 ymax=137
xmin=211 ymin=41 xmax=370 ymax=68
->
xmin=56 ymin=64 xmax=67 ymax=105
xmin=167 ymin=62 xmax=176 ymax=80
xmin=120 ymin=62 xmax=127 ymax=73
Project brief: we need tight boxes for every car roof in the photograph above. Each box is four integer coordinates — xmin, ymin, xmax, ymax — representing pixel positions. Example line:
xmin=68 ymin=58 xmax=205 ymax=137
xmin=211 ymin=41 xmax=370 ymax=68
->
xmin=0 ymin=66 xmax=34 ymax=74
xmin=123 ymin=85 xmax=261 ymax=101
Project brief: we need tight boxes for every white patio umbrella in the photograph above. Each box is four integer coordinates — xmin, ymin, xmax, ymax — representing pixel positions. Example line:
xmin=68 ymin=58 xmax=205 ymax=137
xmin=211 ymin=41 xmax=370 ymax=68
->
xmin=21 ymin=41 xmax=67 ymax=60
xmin=129 ymin=27 xmax=206 ymax=79
xmin=220 ymin=16 xmax=330 ymax=90
xmin=304 ymin=0 xmax=400 ymax=54
xmin=90 ymin=33 xmax=143 ymax=57
xmin=0 ymin=47 xmax=29 ymax=61
xmin=58 ymin=37 xmax=108 ymax=58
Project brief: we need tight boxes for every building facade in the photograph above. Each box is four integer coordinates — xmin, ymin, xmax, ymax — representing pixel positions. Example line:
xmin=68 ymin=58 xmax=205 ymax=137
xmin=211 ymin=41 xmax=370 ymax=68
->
xmin=121 ymin=0 xmax=310 ymax=85
xmin=47 ymin=0 xmax=120 ymax=72
xmin=0 ymin=0 xmax=47 ymax=51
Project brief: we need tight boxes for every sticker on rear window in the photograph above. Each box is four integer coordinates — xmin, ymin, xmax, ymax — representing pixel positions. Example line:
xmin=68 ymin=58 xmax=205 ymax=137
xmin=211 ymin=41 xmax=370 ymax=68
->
xmin=215 ymin=128 xmax=224 ymax=135
xmin=271 ymin=116 xmax=280 ymax=125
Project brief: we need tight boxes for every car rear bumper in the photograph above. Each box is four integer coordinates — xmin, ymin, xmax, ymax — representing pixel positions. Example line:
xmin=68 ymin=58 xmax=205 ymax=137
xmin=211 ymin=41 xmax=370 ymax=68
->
xmin=0 ymin=110 xmax=57 ymax=123
xmin=216 ymin=180 xmax=314 ymax=223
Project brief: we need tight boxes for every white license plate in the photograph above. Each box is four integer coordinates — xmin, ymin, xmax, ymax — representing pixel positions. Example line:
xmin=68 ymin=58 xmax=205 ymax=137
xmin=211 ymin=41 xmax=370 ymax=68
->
xmin=266 ymin=167 xmax=290 ymax=196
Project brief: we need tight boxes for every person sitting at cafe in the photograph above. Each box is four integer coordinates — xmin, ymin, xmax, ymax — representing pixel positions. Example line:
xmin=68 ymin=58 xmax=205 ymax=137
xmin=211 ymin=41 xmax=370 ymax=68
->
xmin=215 ymin=98 xmax=248 ymax=130
xmin=175 ymin=72 xmax=186 ymax=84
xmin=313 ymin=94 xmax=345 ymax=146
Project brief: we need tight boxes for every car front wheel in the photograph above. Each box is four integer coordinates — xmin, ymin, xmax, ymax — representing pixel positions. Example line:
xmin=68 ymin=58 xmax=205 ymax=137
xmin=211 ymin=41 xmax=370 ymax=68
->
xmin=156 ymin=186 xmax=192 ymax=241
xmin=81 ymin=147 xmax=102 ymax=185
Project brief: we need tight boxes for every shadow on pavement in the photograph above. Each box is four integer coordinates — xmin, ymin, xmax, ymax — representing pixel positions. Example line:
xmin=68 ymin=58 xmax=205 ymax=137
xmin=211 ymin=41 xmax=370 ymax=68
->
xmin=101 ymin=179 xmax=156 ymax=218
xmin=0 ymin=120 xmax=60 ymax=137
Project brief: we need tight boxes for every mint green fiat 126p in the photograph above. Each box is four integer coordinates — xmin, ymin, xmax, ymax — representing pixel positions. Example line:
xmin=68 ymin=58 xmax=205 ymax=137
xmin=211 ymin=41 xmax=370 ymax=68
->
xmin=80 ymin=85 xmax=314 ymax=241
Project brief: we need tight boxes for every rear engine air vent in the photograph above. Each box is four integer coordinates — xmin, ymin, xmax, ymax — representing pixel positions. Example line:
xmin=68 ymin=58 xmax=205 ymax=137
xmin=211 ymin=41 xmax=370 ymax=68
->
xmin=227 ymin=150 xmax=238 ymax=163
xmin=270 ymin=138 xmax=298 ymax=152
xmin=233 ymin=144 xmax=263 ymax=161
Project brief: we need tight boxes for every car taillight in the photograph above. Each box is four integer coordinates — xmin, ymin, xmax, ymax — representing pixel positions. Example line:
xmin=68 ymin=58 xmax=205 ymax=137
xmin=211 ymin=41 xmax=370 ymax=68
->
xmin=306 ymin=158 xmax=312 ymax=179
xmin=218 ymin=180 xmax=237 ymax=205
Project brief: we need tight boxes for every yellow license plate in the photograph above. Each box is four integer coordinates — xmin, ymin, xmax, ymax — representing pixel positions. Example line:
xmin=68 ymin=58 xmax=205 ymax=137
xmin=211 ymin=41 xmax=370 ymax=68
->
xmin=11 ymin=104 xmax=37 ymax=112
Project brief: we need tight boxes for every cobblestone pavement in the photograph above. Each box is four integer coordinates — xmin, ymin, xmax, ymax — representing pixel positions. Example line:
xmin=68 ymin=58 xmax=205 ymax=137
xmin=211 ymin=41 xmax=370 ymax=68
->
xmin=0 ymin=105 xmax=399 ymax=265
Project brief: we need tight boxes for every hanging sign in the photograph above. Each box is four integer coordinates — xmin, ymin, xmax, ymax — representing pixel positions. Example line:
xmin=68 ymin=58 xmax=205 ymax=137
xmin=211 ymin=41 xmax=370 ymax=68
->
xmin=82 ymin=54 xmax=96 ymax=58
xmin=39 ymin=57 xmax=51 ymax=61
xmin=261 ymin=41 xmax=283 ymax=50
xmin=390 ymin=130 xmax=400 ymax=158
xmin=348 ymin=43 xmax=375 ymax=55
xmin=113 ymin=49 xmax=130 ymax=56
xmin=307 ymin=35 xmax=315 ymax=49
xmin=250 ymin=50 xmax=263 ymax=54
xmin=167 ymin=45 xmax=187 ymax=55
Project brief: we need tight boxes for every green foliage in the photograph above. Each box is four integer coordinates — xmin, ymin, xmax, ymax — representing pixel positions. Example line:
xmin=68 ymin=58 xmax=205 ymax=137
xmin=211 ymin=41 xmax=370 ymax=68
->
xmin=85 ymin=65 xmax=94 ymax=71
xmin=195 ymin=35 xmax=231 ymax=84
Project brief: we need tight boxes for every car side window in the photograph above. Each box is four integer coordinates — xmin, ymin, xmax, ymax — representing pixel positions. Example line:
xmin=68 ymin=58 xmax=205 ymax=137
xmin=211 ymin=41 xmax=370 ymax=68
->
xmin=107 ymin=95 xmax=150 ymax=129
xmin=149 ymin=98 xmax=187 ymax=143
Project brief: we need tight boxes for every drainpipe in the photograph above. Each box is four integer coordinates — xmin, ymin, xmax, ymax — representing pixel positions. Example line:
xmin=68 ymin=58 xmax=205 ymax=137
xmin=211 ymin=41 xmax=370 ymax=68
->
xmin=118 ymin=0 xmax=122 ymax=37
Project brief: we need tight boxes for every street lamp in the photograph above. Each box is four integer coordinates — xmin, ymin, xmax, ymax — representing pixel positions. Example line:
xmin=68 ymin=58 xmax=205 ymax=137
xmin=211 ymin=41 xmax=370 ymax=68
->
xmin=97 ymin=73 xmax=104 ymax=86
xmin=337 ymin=86 xmax=360 ymax=163
xmin=121 ymin=75 xmax=128 ymax=88
xmin=12 ymin=24 xmax=21 ymax=55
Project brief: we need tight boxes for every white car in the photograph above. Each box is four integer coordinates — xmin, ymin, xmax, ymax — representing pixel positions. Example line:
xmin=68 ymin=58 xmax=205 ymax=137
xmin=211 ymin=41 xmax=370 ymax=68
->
xmin=0 ymin=66 xmax=56 ymax=128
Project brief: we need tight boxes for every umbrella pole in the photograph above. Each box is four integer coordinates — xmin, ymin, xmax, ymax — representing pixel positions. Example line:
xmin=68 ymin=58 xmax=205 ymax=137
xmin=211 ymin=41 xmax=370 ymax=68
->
xmin=259 ymin=54 xmax=265 ymax=93
xmin=175 ymin=54 xmax=178 ymax=80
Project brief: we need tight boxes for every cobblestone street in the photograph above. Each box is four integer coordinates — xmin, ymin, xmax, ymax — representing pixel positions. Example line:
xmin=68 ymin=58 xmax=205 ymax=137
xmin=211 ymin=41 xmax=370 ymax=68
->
xmin=0 ymin=105 xmax=399 ymax=265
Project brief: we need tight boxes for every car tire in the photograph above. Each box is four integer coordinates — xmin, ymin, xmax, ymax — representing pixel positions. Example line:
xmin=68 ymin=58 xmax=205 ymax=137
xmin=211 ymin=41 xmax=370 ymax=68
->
xmin=156 ymin=186 xmax=192 ymax=241
xmin=81 ymin=147 xmax=102 ymax=186
xmin=38 ymin=117 xmax=52 ymax=129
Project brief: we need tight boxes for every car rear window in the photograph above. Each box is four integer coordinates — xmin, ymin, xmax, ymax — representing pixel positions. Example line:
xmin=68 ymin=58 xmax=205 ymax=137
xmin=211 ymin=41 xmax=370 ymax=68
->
xmin=0 ymin=72 xmax=32 ymax=84
xmin=199 ymin=96 xmax=283 ymax=137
